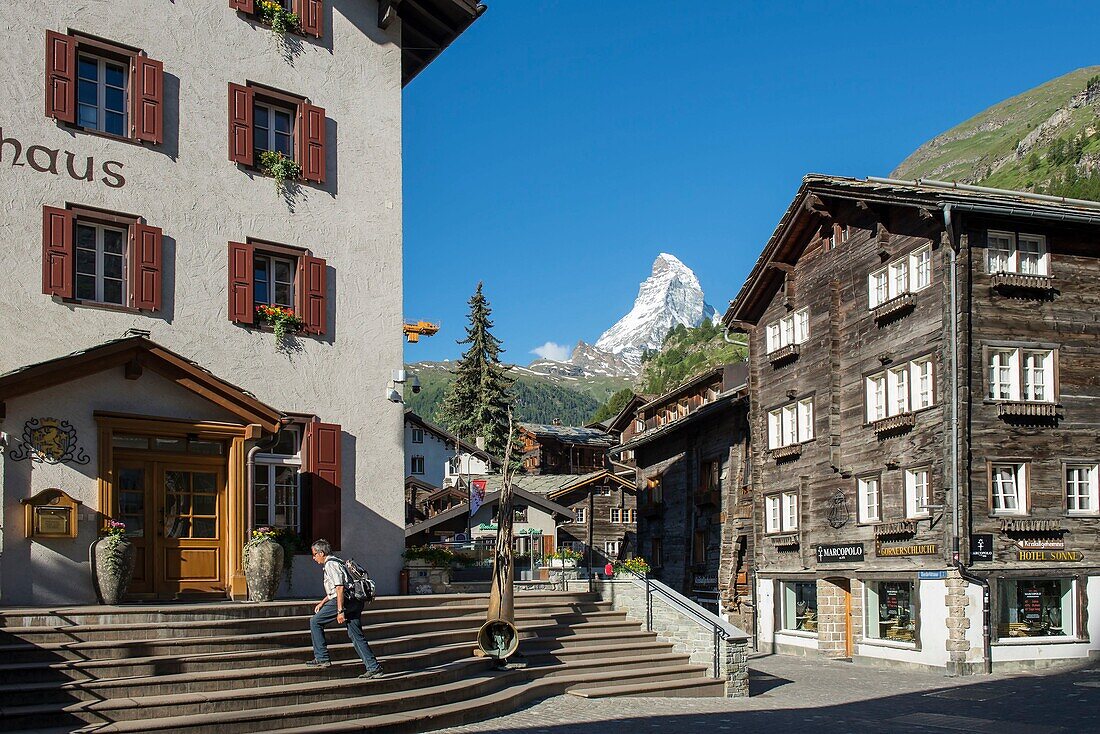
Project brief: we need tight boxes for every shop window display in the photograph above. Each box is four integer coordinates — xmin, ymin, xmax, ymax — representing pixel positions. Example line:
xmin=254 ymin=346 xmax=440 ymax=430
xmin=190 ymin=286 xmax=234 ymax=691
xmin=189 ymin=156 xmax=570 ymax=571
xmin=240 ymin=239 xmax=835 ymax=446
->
xmin=780 ymin=581 xmax=818 ymax=632
xmin=998 ymin=579 xmax=1073 ymax=638
xmin=866 ymin=580 xmax=916 ymax=643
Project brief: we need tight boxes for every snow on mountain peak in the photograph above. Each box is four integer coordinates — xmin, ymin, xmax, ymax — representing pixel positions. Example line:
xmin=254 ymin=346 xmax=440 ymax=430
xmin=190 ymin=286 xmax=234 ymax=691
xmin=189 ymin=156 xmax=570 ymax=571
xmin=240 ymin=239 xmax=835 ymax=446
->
xmin=592 ymin=253 xmax=716 ymax=366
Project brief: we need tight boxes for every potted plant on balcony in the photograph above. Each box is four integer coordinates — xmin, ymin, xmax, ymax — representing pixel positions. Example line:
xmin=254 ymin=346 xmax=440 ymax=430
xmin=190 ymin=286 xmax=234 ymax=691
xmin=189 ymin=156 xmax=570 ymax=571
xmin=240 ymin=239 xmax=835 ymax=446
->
xmin=255 ymin=0 xmax=301 ymax=36
xmin=255 ymin=304 xmax=304 ymax=343
xmin=257 ymin=150 xmax=302 ymax=195
xmin=92 ymin=519 xmax=135 ymax=605
xmin=243 ymin=526 xmax=285 ymax=602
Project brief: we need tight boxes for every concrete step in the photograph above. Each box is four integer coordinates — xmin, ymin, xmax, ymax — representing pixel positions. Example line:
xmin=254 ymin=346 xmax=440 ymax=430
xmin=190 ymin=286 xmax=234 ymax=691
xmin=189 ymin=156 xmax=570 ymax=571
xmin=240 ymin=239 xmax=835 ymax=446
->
xmin=57 ymin=663 xmax=708 ymax=734
xmin=567 ymin=676 xmax=727 ymax=698
xmin=0 ymin=638 xmax=678 ymax=708
xmin=269 ymin=663 xmax=713 ymax=734
xmin=0 ymin=651 xmax=696 ymax=730
xmin=0 ymin=619 xmax=653 ymax=685
xmin=0 ymin=610 xmax=630 ymax=663
xmin=0 ymin=592 xmax=600 ymax=628
xmin=0 ymin=600 xmax=613 ymax=644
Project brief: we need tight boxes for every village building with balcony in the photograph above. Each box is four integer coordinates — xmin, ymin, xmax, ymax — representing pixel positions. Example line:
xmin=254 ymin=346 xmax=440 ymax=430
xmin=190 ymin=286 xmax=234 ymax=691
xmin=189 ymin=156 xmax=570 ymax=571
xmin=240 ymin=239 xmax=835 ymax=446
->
xmin=724 ymin=174 xmax=1100 ymax=673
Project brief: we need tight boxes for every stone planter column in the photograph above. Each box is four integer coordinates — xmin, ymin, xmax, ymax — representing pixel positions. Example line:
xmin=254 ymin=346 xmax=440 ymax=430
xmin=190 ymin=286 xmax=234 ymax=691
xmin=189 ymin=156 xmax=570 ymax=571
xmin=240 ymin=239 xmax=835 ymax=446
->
xmin=92 ymin=536 xmax=136 ymax=605
xmin=244 ymin=539 xmax=284 ymax=602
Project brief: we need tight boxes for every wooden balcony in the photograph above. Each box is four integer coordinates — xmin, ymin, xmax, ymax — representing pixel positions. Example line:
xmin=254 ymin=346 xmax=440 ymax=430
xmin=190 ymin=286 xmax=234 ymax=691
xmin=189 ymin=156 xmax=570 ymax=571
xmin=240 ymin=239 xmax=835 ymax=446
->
xmin=997 ymin=401 xmax=1057 ymax=422
xmin=874 ymin=520 xmax=917 ymax=538
xmin=769 ymin=443 xmax=802 ymax=462
xmin=870 ymin=412 xmax=915 ymax=437
xmin=999 ymin=518 xmax=1063 ymax=534
xmin=767 ymin=343 xmax=800 ymax=367
xmin=872 ymin=292 xmax=916 ymax=323
xmin=990 ymin=272 xmax=1055 ymax=297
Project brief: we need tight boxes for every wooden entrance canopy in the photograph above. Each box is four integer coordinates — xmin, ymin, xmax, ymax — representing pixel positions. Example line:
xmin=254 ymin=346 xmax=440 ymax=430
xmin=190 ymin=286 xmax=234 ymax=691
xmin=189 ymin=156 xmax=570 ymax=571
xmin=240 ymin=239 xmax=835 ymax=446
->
xmin=0 ymin=335 xmax=283 ymax=433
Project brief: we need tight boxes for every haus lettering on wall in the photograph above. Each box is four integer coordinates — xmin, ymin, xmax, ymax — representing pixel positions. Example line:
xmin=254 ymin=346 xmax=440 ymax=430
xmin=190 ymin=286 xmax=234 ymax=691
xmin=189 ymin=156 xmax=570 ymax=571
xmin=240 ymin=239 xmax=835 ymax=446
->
xmin=1 ymin=128 xmax=125 ymax=188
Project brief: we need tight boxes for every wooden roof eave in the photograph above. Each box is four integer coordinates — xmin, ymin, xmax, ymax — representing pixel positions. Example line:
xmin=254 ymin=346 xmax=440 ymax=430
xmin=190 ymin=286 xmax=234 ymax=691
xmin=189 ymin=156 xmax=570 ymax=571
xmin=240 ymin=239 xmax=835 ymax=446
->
xmin=0 ymin=337 xmax=283 ymax=433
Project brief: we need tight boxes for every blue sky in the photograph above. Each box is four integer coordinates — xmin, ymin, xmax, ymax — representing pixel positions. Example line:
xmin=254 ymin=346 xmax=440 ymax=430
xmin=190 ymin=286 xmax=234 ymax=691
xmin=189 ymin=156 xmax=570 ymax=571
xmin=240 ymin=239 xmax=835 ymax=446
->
xmin=403 ymin=1 xmax=1099 ymax=364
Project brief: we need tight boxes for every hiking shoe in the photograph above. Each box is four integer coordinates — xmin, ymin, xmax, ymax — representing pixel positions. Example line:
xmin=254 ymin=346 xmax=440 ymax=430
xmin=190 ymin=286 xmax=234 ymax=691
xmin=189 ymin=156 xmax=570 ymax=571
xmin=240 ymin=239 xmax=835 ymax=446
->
xmin=358 ymin=666 xmax=383 ymax=679
xmin=305 ymin=659 xmax=332 ymax=668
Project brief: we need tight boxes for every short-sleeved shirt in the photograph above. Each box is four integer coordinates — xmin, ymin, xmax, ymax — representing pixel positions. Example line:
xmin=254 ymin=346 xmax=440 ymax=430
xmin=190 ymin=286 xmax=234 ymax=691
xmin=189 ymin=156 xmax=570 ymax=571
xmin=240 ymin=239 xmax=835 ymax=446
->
xmin=322 ymin=556 xmax=350 ymax=600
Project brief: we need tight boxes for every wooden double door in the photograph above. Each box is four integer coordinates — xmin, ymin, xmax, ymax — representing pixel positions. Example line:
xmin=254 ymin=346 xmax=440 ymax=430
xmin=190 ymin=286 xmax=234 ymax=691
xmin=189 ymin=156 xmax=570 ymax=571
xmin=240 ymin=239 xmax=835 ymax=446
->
xmin=114 ymin=456 xmax=227 ymax=598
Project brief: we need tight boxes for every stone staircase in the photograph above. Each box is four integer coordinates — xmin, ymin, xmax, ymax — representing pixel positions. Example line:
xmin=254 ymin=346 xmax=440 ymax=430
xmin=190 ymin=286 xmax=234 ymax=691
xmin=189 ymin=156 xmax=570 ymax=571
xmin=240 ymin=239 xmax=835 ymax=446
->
xmin=0 ymin=591 xmax=723 ymax=733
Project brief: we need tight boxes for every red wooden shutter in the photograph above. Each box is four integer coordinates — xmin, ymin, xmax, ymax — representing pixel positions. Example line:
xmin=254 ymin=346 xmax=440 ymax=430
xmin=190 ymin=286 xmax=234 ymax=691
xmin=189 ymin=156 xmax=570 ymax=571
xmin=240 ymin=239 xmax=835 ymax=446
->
xmin=132 ymin=56 xmax=164 ymax=144
xmin=298 ymin=103 xmax=325 ymax=183
xmin=297 ymin=255 xmax=327 ymax=335
xmin=228 ymin=83 xmax=254 ymax=166
xmin=42 ymin=206 xmax=74 ymax=298
xmin=228 ymin=241 xmax=254 ymax=324
xmin=298 ymin=0 xmax=323 ymax=38
xmin=229 ymin=0 xmax=255 ymax=11
xmin=307 ymin=422 xmax=342 ymax=549
xmin=130 ymin=223 xmax=163 ymax=311
xmin=45 ymin=31 xmax=76 ymax=123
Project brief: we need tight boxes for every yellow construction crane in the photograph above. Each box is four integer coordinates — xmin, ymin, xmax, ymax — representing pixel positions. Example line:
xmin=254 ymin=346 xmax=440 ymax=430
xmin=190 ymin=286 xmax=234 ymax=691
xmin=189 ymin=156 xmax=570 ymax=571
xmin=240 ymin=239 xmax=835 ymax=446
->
xmin=403 ymin=321 xmax=440 ymax=343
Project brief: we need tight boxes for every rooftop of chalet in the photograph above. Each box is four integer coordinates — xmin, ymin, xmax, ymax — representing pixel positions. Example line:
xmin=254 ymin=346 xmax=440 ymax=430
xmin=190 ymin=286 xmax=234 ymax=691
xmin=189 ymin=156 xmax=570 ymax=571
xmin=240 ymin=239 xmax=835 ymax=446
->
xmin=518 ymin=423 xmax=614 ymax=447
xmin=723 ymin=174 xmax=1100 ymax=327
xmin=638 ymin=363 xmax=748 ymax=414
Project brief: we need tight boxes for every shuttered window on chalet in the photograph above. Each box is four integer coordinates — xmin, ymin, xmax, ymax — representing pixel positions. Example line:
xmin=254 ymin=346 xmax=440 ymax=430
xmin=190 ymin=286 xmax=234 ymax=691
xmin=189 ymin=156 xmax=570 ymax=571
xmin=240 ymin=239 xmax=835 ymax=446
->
xmin=230 ymin=1 xmax=325 ymax=39
xmin=42 ymin=205 xmax=162 ymax=311
xmin=227 ymin=240 xmax=328 ymax=335
xmin=304 ymin=420 xmax=342 ymax=549
xmin=228 ymin=81 xmax=326 ymax=183
xmin=45 ymin=31 xmax=163 ymax=144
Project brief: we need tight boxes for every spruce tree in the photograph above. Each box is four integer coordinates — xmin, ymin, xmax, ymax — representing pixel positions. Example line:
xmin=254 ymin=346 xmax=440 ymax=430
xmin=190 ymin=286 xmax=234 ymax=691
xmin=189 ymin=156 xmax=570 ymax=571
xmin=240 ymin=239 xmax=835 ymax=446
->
xmin=439 ymin=283 xmax=514 ymax=457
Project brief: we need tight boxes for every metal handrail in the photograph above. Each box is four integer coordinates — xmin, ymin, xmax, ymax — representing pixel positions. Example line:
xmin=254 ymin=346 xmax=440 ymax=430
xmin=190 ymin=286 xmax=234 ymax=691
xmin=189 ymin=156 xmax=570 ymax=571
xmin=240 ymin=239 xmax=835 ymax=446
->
xmin=617 ymin=568 xmax=741 ymax=678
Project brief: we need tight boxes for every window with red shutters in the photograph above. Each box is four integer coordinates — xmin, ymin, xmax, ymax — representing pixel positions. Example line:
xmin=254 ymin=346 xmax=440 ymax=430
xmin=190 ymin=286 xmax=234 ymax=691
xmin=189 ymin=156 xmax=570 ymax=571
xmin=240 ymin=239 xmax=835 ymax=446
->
xmin=227 ymin=82 xmax=326 ymax=185
xmin=305 ymin=421 xmax=342 ymax=549
xmin=231 ymin=1 xmax=324 ymax=39
xmin=42 ymin=205 xmax=163 ymax=311
xmin=44 ymin=30 xmax=164 ymax=144
xmin=227 ymin=239 xmax=328 ymax=335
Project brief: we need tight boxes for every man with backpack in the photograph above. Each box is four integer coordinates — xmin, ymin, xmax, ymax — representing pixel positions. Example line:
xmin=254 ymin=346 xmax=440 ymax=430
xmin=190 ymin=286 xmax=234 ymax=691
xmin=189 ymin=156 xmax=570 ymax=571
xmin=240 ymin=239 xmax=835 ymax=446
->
xmin=306 ymin=539 xmax=383 ymax=679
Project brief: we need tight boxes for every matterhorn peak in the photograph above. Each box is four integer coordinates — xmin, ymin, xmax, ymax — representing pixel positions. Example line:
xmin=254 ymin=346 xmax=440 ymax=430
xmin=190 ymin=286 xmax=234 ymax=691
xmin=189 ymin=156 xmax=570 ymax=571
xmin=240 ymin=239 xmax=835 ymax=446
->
xmin=589 ymin=253 xmax=716 ymax=371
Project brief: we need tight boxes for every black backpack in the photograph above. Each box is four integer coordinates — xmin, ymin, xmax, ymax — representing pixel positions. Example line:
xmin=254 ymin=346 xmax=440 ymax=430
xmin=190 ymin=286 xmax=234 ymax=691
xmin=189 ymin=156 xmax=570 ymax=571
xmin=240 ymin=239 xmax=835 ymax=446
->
xmin=328 ymin=556 xmax=376 ymax=605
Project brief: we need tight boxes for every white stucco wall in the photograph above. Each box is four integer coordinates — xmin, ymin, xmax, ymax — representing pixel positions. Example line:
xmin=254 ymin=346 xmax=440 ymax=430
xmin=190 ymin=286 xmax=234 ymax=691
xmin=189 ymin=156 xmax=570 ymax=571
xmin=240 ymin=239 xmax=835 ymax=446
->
xmin=0 ymin=1 xmax=406 ymax=601
xmin=405 ymin=420 xmax=450 ymax=488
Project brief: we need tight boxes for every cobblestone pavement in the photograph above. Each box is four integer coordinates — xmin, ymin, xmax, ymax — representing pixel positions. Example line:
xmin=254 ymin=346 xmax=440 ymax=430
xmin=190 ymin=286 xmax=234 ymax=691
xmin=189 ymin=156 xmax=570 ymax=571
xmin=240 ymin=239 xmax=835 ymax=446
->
xmin=429 ymin=653 xmax=1100 ymax=734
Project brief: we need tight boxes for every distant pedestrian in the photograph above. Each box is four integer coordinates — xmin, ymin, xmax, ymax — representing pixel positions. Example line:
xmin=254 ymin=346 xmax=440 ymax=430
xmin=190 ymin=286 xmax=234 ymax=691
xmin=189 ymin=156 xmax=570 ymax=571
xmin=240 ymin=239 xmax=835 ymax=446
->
xmin=306 ymin=539 xmax=383 ymax=679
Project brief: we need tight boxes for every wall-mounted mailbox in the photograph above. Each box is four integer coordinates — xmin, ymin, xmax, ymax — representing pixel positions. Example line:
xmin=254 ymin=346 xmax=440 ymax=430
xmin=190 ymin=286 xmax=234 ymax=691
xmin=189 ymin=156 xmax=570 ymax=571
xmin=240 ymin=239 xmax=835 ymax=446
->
xmin=22 ymin=488 xmax=82 ymax=539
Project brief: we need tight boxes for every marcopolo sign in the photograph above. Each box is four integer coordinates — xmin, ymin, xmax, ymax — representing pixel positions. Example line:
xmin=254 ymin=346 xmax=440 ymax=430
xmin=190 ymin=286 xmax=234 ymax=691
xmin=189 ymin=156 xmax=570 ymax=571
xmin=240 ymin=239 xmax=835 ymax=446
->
xmin=816 ymin=543 xmax=864 ymax=564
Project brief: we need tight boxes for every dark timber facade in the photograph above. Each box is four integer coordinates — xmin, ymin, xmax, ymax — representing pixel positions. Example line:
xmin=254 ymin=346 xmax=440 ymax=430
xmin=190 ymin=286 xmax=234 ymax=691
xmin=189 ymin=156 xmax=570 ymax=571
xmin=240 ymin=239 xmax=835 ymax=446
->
xmin=614 ymin=364 xmax=752 ymax=631
xmin=725 ymin=175 xmax=1100 ymax=673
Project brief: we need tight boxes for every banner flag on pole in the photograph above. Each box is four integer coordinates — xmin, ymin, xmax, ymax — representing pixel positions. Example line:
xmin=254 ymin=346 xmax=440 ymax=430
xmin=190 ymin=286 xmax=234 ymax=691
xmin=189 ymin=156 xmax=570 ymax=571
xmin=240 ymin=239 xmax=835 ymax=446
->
xmin=470 ymin=479 xmax=487 ymax=518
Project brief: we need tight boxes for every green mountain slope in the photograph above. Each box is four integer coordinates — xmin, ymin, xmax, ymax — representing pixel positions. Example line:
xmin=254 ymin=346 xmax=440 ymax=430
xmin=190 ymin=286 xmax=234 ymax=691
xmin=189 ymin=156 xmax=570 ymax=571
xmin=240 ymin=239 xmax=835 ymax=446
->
xmin=404 ymin=362 xmax=616 ymax=427
xmin=891 ymin=67 xmax=1100 ymax=198
xmin=638 ymin=320 xmax=747 ymax=396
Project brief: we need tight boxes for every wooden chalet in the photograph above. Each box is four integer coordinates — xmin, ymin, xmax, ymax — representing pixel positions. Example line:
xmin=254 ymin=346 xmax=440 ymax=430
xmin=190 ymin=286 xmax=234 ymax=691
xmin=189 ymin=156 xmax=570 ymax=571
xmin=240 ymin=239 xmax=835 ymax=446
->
xmin=725 ymin=174 xmax=1100 ymax=673
xmin=518 ymin=423 xmax=613 ymax=475
xmin=548 ymin=470 xmax=639 ymax=574
xmin=612 ymin=364 xmax=751 ymax=626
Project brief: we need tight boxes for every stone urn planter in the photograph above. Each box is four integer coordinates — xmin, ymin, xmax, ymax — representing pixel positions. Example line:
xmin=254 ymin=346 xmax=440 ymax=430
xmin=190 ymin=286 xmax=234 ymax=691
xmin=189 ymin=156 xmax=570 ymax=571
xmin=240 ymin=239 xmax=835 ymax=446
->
xmin=244 ymin=536 xmax=285 ymax=602
xmin=92 ymin=524 xmax=135 ymax=605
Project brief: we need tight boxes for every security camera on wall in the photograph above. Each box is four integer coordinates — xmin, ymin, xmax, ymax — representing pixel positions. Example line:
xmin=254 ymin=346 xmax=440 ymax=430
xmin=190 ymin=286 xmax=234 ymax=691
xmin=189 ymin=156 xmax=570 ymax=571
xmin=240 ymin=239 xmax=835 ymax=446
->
xmin=409 ymin=375 xmax=421 ymax=394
